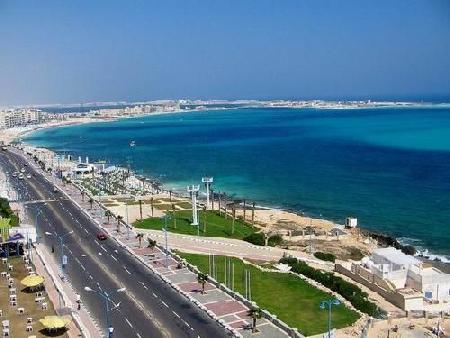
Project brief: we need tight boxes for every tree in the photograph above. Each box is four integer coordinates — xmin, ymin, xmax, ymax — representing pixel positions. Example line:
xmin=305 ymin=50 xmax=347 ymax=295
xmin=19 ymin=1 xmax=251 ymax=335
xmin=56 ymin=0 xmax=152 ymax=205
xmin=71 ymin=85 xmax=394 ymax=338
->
xmin=203 ymin=206 xmax=207 ymax=234
xmin=150 ymin=197 xmax=154 ymax=217
xmin=249 ymin=307 xmax=262 ymax=333
xmin=172 ymin=204 xmax=177 ymax=229
xmin=197 ymin=272 xmax=208 ymax=294
xmin=81 ymin=190 xmax=85 ymax=202
xmin=231 ymin=204 xmax=236 ymax=235
xmin=88 ymin=197 xmax=94 ymax=210
xmin=136 ymin=233 xmax=144 ymax=248
xmin=117 ymin=215 xmax=123 ymax=233
xmin=147 ymin=238 xmax=157 ymax=250
xmin=251 ymin=202 xmax=255 ymax=226
xmin=138 ymin=199 xmax=143 ymax=220
xmin=105 ymin=210 xmax=112 ymax=223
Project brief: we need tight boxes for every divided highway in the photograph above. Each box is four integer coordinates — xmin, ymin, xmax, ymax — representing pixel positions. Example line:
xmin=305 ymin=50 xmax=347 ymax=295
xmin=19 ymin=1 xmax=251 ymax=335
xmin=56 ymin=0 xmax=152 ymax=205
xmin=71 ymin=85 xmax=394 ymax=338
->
xmin=0 ymin=149 xmax=230 ymax=338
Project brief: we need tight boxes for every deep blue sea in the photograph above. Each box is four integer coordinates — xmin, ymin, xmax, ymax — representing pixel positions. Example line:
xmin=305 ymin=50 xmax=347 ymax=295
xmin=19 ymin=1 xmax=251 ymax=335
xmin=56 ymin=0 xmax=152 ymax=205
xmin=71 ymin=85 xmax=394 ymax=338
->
xmin=24 ymin=107 xmax=450 ymax=257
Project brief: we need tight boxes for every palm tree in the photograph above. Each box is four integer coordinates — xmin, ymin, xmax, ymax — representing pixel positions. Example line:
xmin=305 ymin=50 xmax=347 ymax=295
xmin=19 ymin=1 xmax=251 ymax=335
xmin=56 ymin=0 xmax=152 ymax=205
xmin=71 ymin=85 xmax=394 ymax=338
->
xmin=251 ymin=202 xmax=255 ymax=226
xmin=136 ymin=233 xmax=144 ymax=248
xmin=197 ymin=272 xmax=208 ymax=294
xmin=172 ymin=204 xmax=177 ymax=229
xmin=138 ymin=199 xmax=143 ymax=220
xmin=231 ymin=204 xmax=236 ymax=235
xmin=105 ymin=210 xmax=112 ymax=223
xmin=150 ymin=197 xmax=154 ymax=217
xmin=218 ymin=191 xmax=221 ymax=215
xmin=203 ymin=205 xmax=207 ymax=235
xmin=117 ymin=215 xmax=123 ymax=233
xmin=249 ymin=307 xmax=262 ymax=333
xmin=147 ymin=238 xmax=157 ymax=250
xmin=81 ymin=189 xmax=85 ymax=202
xmin=88 ymin=197 xmax=94 ymax=210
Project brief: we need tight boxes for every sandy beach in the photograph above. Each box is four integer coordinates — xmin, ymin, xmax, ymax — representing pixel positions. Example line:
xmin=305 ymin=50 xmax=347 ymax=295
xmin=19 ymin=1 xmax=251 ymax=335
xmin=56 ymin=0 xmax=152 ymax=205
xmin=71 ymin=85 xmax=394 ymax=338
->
xmin=0 ymin=116 xmax=114 ymax=145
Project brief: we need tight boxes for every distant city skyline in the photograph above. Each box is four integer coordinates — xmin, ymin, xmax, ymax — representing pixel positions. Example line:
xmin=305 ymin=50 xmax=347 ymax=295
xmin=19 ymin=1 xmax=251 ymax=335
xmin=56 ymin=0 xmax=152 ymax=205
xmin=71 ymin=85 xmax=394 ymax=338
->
xmin=1 ymin=0 xmax=449 ymax=105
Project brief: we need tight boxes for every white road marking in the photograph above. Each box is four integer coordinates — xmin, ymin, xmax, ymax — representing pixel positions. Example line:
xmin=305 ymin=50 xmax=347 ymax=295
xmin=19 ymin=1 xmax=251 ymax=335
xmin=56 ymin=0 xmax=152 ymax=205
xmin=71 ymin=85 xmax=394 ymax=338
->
xmin=136 ymin=333 xmax=142 ymax=338
xmin=125 ymin=318 xmax=133 ymax=328
xmin=111 ymin=255 xmax=118 ymax=261
xmin=84 ymin=228 xmax=89 ymax=234
xmin=172 ymin=311 xmax=180 ymax=318
xmin=161 ymin=301 xmax=169 ymax=308
xmin=100 ymin=245 xmax=107 ymax=253
xmin=152 ymin=292 xmax=157 ymax=298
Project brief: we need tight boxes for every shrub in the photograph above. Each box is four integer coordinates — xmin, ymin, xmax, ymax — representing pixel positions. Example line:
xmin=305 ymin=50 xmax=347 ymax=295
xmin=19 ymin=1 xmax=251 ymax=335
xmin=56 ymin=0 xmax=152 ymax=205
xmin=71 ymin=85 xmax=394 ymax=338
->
xmin=268 ymin=234 xmax=283 ymax=247
xmin=244 ymin=232 xmax=265 ymax=246
xmin=0 ymin=198 xmax=19 ymax=227
xmin=314 ymin=252 xmax=336 ymax=262
xmin=279 ymin=256 xmax=383 ymax=318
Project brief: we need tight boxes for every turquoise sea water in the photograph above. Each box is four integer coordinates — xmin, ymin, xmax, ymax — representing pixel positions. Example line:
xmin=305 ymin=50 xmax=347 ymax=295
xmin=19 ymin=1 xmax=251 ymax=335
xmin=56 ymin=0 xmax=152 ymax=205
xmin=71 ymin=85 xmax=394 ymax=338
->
xmin=24 ymin=107 xmax=450 ymax=257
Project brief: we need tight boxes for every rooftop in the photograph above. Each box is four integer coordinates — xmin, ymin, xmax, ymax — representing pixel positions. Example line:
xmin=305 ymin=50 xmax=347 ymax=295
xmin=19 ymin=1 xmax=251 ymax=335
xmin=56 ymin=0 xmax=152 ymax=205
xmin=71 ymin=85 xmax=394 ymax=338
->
xmin=373 ymin=247 xmax=419 ymax=266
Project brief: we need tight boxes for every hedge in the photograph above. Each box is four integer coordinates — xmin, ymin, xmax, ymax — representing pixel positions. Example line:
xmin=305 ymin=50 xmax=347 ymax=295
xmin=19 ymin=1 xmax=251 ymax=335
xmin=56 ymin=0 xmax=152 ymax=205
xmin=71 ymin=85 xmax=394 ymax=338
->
xmin=279 ymin=256 xmax=383 ymax=318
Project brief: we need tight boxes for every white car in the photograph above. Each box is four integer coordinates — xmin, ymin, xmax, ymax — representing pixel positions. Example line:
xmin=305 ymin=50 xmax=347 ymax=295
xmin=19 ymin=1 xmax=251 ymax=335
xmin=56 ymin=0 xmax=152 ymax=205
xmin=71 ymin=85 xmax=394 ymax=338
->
xmin=26 ymin=174 xmax=31 ymax=179
xmin=20 ymin=168 xmax=26 ymax=173
xmin=18 ymin=174 xmax=24 ymax=180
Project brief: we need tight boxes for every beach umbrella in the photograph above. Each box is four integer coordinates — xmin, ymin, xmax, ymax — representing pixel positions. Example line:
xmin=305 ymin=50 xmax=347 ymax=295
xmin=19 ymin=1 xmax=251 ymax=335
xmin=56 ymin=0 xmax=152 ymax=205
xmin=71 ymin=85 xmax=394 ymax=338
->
xmin=39 ymin=316 xmax=70 ymax=329
xmin=20 ymin=274 xmax=44 ymax=287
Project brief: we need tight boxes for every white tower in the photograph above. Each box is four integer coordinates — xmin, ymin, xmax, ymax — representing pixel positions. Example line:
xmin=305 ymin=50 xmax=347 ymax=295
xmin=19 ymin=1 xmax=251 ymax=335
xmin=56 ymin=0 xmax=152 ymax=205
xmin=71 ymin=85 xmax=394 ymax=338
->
xmin=187 ymin=185 xmax=200 ymax=226
xmin=202 ymin=177 xmax=213 ymax=210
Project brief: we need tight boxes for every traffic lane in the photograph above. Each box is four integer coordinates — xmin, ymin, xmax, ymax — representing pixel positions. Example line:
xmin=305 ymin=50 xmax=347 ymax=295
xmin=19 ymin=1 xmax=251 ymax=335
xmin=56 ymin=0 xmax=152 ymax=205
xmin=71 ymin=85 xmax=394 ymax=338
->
xmin=37 ymin=201 xmax=161 ymax=338
xmin=56 ymin=199 xmax=202 ymax=338
xmin=1 ymin=155 xmax=165 ymax=338
xmin=59 ymin=199 xmax=230 ymax=338
xmin=5 ymin=151 xmax=230 ymax=337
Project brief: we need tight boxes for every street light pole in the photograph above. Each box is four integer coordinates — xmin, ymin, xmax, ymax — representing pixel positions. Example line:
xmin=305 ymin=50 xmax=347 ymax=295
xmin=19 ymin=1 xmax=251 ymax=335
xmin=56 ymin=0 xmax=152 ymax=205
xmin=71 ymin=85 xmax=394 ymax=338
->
xmin=46 ymin=230 xmax=73 ymax=279
xmin=163 ymin=214 xmax=170 ymax=267
xmin=320 ymin=298 xmax=341 ymax=338
xmin=84 ymin=286 xmax=126 ymax=337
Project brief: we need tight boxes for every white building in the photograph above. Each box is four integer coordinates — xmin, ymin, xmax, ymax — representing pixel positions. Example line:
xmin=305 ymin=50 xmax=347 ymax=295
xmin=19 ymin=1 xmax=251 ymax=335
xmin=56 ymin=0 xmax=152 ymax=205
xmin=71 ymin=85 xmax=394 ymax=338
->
xmin=0 ymin=109 xmax=41 ymax=129
xmin=337 ymin=247 xmax=450 ymax=311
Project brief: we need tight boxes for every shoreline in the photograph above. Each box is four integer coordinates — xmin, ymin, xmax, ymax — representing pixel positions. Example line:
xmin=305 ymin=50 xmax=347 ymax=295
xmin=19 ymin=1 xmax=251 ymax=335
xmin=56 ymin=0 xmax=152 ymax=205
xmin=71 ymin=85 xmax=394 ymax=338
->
xmin=7 ymin=107 xmax=450 ymax=263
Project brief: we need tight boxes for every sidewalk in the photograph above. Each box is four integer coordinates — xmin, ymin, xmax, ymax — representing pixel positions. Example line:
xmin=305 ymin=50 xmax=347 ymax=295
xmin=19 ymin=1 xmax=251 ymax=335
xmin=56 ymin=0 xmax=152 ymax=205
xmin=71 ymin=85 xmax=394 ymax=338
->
xmin=138 ymin=228 xmax=330 ymax=268
xmin=34 ymin=244 xmax=100 ymax=338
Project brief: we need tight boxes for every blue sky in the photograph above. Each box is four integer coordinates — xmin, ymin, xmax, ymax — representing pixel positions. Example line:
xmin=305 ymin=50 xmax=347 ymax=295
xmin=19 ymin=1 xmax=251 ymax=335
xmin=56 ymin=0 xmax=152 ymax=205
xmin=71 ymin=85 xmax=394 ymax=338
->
xmin=1 ymin=0 xmax=449 ymax=105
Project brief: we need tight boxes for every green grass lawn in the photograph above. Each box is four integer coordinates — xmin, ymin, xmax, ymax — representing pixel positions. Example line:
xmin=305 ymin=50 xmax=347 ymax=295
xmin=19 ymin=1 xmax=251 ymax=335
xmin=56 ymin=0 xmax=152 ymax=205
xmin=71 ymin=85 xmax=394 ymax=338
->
xmin=134 ymin=210 xmax=255 ymax=239
xmin=177 ymin=252 xmax=360 ymax=336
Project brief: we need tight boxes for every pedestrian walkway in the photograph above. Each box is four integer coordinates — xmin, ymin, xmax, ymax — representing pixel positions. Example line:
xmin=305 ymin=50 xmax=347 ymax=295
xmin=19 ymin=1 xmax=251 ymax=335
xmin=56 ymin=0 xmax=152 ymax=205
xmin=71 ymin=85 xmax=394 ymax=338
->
xmin=138 ymin=228 xmax=329 ymax=268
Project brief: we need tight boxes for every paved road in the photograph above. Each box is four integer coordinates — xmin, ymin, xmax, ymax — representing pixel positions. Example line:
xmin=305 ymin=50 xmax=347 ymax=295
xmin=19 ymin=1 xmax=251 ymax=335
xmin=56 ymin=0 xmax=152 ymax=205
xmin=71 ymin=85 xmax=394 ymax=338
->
xmin=0 ymin=149 xmax=230 ymax=338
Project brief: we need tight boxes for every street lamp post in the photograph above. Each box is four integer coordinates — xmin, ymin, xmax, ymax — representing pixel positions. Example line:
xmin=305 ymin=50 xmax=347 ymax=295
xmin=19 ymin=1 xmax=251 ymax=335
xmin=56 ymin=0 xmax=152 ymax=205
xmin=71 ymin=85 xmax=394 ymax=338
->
xmin=320 ymin=298 xmax=341 ymax=338
xmin=84 ymin=286 xmax=126 ymax=338
xmin=34 ymin=206 xmax=45 ymax=244
xmin=162 ymin=214 xmax=171 ymax=268
xmin=46 ymin=230 xmax=73 ymax=279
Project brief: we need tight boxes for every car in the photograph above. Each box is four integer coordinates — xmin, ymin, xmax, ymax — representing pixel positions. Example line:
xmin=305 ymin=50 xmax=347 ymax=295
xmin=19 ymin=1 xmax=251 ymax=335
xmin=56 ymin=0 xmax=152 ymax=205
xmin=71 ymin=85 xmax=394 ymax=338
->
xmin=26 ymin=174 xmax=31 ymax=179
xmin=18 ymin=174 xmax=24 ymax=180
xmin=97 ymin=232 xmax=108 ymax=241
xmin=12 ymin=172 xmax=17 ymax=177
xmin=53 ymin=187 xmax=58 ymax=193
xmin=20 ymin=168 xmax=25 ymax=173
